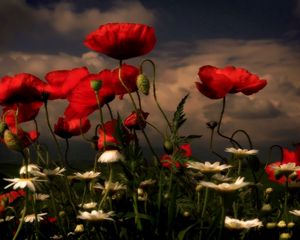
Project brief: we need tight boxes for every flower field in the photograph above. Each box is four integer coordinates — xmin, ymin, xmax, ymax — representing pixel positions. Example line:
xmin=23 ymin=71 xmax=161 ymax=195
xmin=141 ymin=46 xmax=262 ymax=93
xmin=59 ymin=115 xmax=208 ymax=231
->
xmin=0 ymin=22 xmax=300 ymax=240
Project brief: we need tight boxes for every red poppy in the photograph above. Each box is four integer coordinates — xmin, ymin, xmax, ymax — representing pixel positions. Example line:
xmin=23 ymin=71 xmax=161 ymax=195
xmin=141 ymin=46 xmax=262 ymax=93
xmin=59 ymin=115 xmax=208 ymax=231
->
xmin=97 ymin=119 xmax=120 ymax=151
xmin=54 ymin=117 xmax=91 ymax=139
xmin=160 ymin=143 xmax=192 ymax=170
xmin=44 ymin=67 xmax=89 ymax=100
xmin=0 ymin=73 xmax=46 ymax=105
xmin=0 ymin=189 xmax=26 ymax=215
xmin=196 ymin=65 xmax=267 ymax=99
xmin=2 ymin=102 xmax=43 ymax=127
xmin=84 ymin=23 xmax=156 ymax=60
xmin=265 ymin=145 xmax=300 ymax=184
xmin=124 ymin=109 xmax=149 ymax=130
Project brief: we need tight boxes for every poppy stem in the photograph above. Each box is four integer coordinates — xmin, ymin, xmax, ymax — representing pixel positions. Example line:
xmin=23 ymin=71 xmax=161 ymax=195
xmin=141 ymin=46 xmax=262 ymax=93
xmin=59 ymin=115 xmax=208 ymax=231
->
xmin=217 ymin=97 xmax=241 ymax=148
xmin=140 ymin=59 xmax=172 ymax=131
xmin=43 ymin=100 xmax=64 ymax=167
xmin=94 ymin=90 xmax=106 ymax=151
xmin=106 ymin=103 xmax=114 ymax=120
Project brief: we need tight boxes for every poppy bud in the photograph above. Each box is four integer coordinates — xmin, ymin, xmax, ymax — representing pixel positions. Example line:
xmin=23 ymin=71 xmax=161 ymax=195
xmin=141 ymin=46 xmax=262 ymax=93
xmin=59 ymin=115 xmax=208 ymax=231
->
xmin=246 ymin=155 xmax=261 ymax=172
xmin=90 ymin=80 xmax=102 ymax=92
xmin=3 ymin=130 xmax=23 ymax=152
xmin=163 ymin=140 xmax=173 ymax=154
xmin=0 ymin=122 xmax=8 ymax=136
xmin=206 ymin=121 xmax=218 ymax=130
xmin=136 ymin=74 xmax=150 ymax=95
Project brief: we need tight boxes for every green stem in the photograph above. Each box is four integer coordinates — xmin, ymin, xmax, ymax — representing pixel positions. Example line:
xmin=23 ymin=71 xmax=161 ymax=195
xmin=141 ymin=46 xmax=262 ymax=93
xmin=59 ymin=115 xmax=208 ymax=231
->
xmin=217 ymin=197 xmax=226 ymax=240
xmin=140 ymin=59 xmax=172 ymax=131
xmin=95 ymin=90 xmax=106 ymax=150
xmin=199 ymin=187 xmax=209 ymax=240
xmin=283 ymin=179 xmax=289 ymax=221
xmin=217 ymin=97 xmax=241 ymax=148
xmin=98 ymin=165 xmax=113 ymax=210
xmin=13 ymin=190 xmax=28 ymax=240
xmin=106 ymin=103 xmax=114 ymax=120
xmin=43 ymin=100 xmax=64 ymax=166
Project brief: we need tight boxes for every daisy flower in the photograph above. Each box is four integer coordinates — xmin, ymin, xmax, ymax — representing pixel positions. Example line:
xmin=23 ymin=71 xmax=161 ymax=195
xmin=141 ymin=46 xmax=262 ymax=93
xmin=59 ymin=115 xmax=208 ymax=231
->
xmin=200 ymin=177 xmax=250 ymax=193
xmin=289 ymin=209 xmax=300 ymax=217
xmin=78 ymin=202 xmax=97 ymax=209
xmin=23 ymin=213 xmax=47 ymax=223
xmin=98 ymin=150 xmax=124 ymax=163
xmin=77 ymin=210 xmax=114 ymax=222
xmin=74 ymin=171 xmax=101 ymax=181
xmin=225 ymin=147 xmax=258 ymax=157
xmin=4 ymin=177 xmax=41 ymax=192
xmin=225 ymin=216 xmax=263 ymax=230
xmin=19 ymin=164 xmax=41 ymax=175
xmin=187 ymin=161 xmax=232 ymax=174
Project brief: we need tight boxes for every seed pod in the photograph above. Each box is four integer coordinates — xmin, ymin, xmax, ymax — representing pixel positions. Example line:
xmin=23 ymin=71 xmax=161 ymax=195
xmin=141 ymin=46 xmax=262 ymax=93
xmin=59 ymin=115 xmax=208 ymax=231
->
xmin=163 ymin=140 xmax=173 ymax=154
xmin=3 ymin=130 xmax=23 ymax=152
xmin=90 ymin=80 xmax=102 ymax=92
xmin=136 ymin=74 xmax=150 ymax=95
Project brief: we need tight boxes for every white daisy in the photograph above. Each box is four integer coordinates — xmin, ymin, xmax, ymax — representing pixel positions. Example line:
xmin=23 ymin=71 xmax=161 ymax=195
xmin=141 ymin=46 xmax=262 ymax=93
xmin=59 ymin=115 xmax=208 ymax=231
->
xmin=94 ymin=181 xmax=126 ymax=193
xmin=0 ymin=216 xmax=14 ymax=222
xmin=4 ymin=177 xmax=41 ymax=192
xmin=19 ymin=164 xmax=41 ymax=175
xmin=77 ymin=210 xmax=114 ymax=222
xmin=78 ymin=202 xmax=97 ymax=209
xmin=272 ymin=163 xmax=300 ymax=175
xmin=34 ymin=193 xmax=50 ymax=201
xmin=211 ymin=173 xmax=232 ymax=182
xmin=200 ymin=177 xmax=250 ymax=193
xmin=187 ymin=161 xmax=232 ymax=174
xmin=225 ymin=147 xmax=258 ymax=156
xmin=225 ymin=216 xmax=263 ymax=230
xmin=98 ymin=150 xmax=124 ymax=163
xmin=43 ymin=167 xmax=66 ymax=177
xmin=23 ymin=213 xmax=47 ymax=223
xmin=74 ymin=224 xmax=84 ymax=233
xmin=140 ymin=179 xmax=156 ymax=188
xmin=289 ymin=209 xmax=300 ymax=217
xmin=74 ymin=171 xmax=101 ymax=181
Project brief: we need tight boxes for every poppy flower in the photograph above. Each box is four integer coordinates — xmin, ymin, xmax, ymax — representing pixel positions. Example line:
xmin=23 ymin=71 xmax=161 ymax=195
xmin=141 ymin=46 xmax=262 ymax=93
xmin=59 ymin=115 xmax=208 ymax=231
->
xmin=44 ymin=67 xmax=89 ymax=100
xmin=0 ymin=189 xmax=26 ymax=214
xmin=195 ymin=65 xmax=267 ymax=99
xmin=124 ymin=109 xmax=149 ymax=130
xmin=160 ymin=143 xmax=192 ymax=170
xmin=54 ymin=117 xmax=91 ymax=139
xmin=2 ymin=102 xmax=43 ymax=127
xmin=84 ymin=23 xmax=156 ymax=60
xmin=265 ymin=145 xmax=300 ymax=184
xmin=97 ymin=119 xmax=131 ymax=151
xmin=0 ymin=73 xmax=46 ymax=105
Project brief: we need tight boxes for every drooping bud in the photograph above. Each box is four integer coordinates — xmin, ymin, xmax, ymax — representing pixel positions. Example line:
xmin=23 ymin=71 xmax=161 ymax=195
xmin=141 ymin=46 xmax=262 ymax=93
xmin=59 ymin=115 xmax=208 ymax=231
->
xmin=136 ymin=74 xmax=150 ymax=95
xmin=3 ymin=130 xmax=23 ymax=152
xmin=246 ymin=155 xmax=261 ymax=172
xmin=163 ymin=140 xmax=173 ymax=154
xmin=206 ymin=121 xmax=218 ymax=130
xmin=90 ymin=80 xmax=102 ymax=92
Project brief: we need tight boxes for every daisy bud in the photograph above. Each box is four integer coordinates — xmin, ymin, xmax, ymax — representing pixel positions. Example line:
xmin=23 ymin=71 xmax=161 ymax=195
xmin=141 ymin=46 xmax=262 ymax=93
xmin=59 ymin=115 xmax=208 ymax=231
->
xmin=74 ymin=224 xmax=84 ymax=233
xmin=163 ymin=140 xmax=173 ymax=154
xmin=0 ymin=122 xmax=8 ymax=136
xmin=265 ymin=188 xmax=273 ymax=194
xmin=279 ymin=233 xmax=292 ymax=240
xmin=277 ymin=220 xmax=286 ymax=228
xmin=3 ymin=130 xmax=23 ymax=152
xmin=287 ymin=222 xmax=295 ymax=228
xmin=90 ymin=80 xmax=102 ymax=92
xmin=183 ymin=211 xmax=190 ymax=217
xmin=136 ymin=74 xmax=150 ymax=95
xmin=266 ymin=222 xmax=276 ymax=229
xmin=261 ymin=203 xmax=272 ymax=213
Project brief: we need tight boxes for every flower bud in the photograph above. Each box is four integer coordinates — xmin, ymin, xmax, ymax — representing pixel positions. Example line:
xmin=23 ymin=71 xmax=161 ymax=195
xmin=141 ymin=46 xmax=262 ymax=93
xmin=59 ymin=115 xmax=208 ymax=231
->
xmin=0 ymin=122 xmax=8 ymax=136
xmin=279 ymin=233 xmax=292 ymax=240
xmin=183 ymin=211 xmax=190 ymax=217
xmin=74 ymin=224 xmax=84 ymax=233
xmin=59 ymin=211 xmax=66 ymax=218
xmin=261 ymin=203 xmax=272 ymax=213
xmin=90 ymin=80 xmax=102 ymax=92
xmin=206 ymin=121 xmax=218 ymax=130
xmin=277 ymin=220 xmax=286 ymax=228
xmin=163 ymin=140 xmax=173 ymax=154
xmin=3 ymin=130 xmax=23 ymax=152
xmin=136 ymin=74 xmax=150 ymax=95
xmin=265 ymin=187 xmax=273 ymax=194
xmin=287 ymin=222 xmax=295 ymax=228
xmin=266 ymin=222 xmax=276 ymax=229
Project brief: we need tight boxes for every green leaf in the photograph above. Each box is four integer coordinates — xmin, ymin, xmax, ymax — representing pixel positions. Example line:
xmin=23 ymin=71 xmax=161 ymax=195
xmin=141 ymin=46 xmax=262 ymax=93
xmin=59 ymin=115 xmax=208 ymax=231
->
xmin=172 ymin=94 xmax=189 ymax=134
xmin=178 ymin=222 xmax=199 ymax=240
